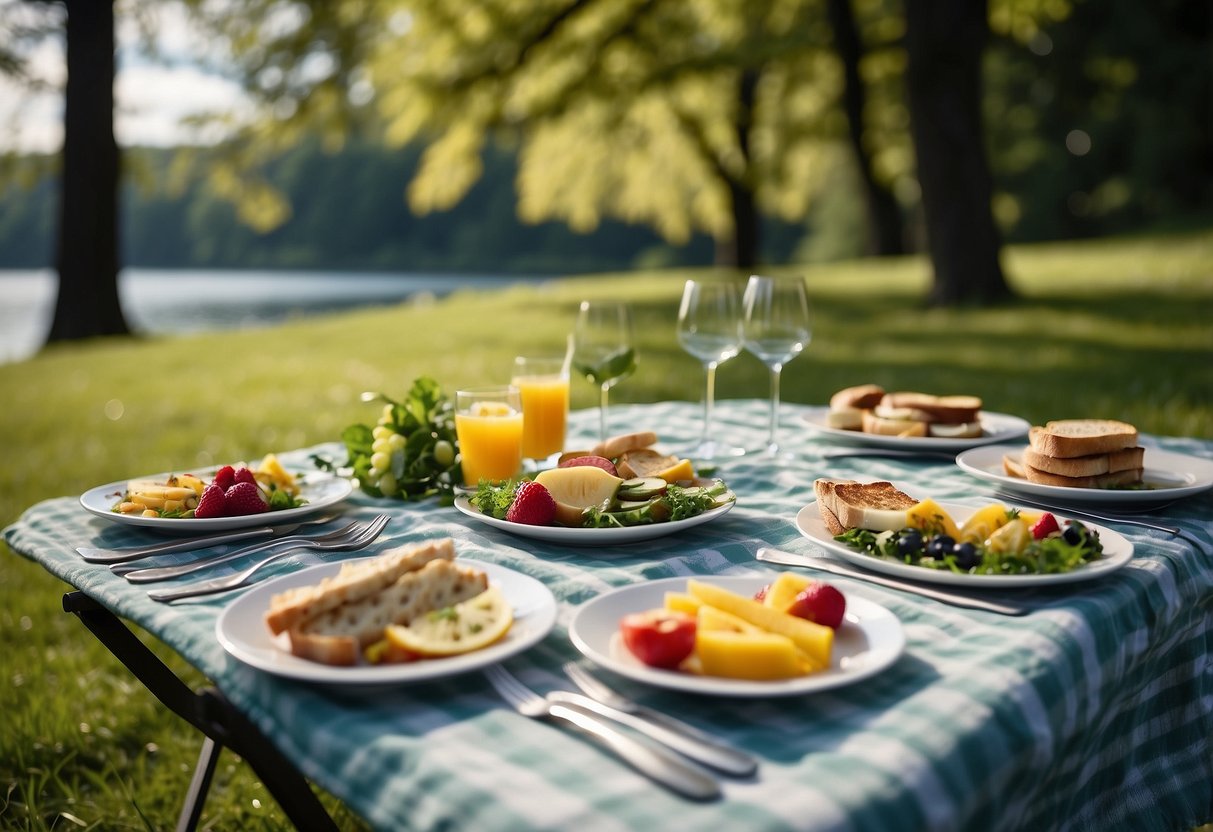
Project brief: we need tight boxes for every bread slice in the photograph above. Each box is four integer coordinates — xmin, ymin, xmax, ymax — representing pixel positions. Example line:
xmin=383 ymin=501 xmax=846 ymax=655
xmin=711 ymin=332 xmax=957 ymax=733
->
xmin=287 ymin=559 xmax=488 ymax=666
xmin=1003 ymin=452 xmax=1143 ymax=489
xmin=265 ymin=538 xmax=455 ymax=635
xmin=591 ymin=431 xmax=658 ymax=459
xmin=1022 ymin=445 xmax=1144 ymax=478
xmin=862 ymin=409 xmax=927 ymax=438
xmin=1028 ymin=420 xmax=1138 ymax=458
xmin=880 ymin=392 xmax=982 ymax=424
xmin=617 ymin=448 xmax=679 ymax=479
xmin=814 ymin=478 xmax=918 ymax=532
xmin=830 ymin=384 xmax=885 ymax=411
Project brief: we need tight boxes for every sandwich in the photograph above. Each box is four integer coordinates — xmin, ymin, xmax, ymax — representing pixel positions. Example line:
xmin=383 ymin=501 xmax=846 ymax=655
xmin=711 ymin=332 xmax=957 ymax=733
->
xmin=827 ymin=384 xmax=886 ymax=429
xmin=1003 ymin=419 xmax=1143 ymax=489
xmin=264 ymin=538 xmax=490 ymax=666
xmin=814 ymin=478 xmax=919 ymax=536
xmin=579 ymin=430 xmax=687 ymax=480
xmin=825 ymin=384 xmax=984 ymax=438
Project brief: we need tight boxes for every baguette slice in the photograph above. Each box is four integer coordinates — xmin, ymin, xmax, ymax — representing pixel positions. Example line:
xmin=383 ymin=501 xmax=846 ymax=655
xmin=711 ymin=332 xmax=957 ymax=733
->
xmin=265 ymin=538 xmax=455 ymax=635
xmin=1022 ymin=445 xmax=1144 ymax=478
xmin=1028 ymin=420 xmax=1138 ymax=458
xmin=814 ymin=478 xmax=918 ymax=533
xmin=287 ymin=559 xmax=488 ymax=666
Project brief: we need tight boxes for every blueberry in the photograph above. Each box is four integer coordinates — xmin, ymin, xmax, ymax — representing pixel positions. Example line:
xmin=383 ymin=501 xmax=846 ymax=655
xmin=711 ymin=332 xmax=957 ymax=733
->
xmin=952 ymin=541 xmax=980 ymax=570
xmin=926 ymin=535 xmax=955 ymax=559
xmin=897 ymin=529 xmax=924 ymax=559
xmin=1063 ymin=523 xmax=1085 ymax=546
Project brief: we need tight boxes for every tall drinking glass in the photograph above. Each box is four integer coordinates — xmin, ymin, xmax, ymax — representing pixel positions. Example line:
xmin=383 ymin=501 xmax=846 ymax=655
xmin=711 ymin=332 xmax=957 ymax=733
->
xmin=454 ymin=386 xmax=524 ymax=487
xmin=571 ymin=301 xmax=635 ymax=442
xmin=742 ymin=275 xmax=812 ymax=459
xmin=511 ymin=355 xmax=570 ymax=470
xmin=677 ymin=279 xmax=745 ymax=461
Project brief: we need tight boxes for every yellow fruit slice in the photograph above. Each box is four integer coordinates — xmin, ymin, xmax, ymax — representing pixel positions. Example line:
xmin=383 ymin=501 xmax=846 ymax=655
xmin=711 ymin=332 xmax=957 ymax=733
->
xmin=655 ymin=458 xmax=695 ymax=483
xmin=385 ymin=586 xmax=513 ymax=657
xmin=664 ymin=591 xmax=702 ymax=616
xmin=687 ymin=579 xmax=833 ymax=668
xmin=534 ymin=465 xmax=623 ymax=526
xmin=695 ymin=630 xmax=806 ymax=681
xmin=906 ymin=498 xmax=961 ymax=540
xmin=763 ymin=573 xmax=814 ymax=613
xmin=958 ymin=503 xmax=1014 ymax=543
xmin=256 ymin=453 xmax=300 ymax=495
xmin=697 ymin=604 xmax=763 ymax=634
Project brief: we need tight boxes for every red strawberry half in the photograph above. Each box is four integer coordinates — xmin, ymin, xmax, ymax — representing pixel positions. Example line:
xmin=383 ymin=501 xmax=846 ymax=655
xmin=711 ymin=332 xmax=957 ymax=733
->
xmin=787 ymin=582 xmax=847 ymax=630
xmin=506 ymin=481 xmax=557 ymax=526
xmin=223 ymin=481 xmax=269 ymax=516
xmin=194 ymin=483 xmax=227 ymax=518
xmin=212 ymin=465 xmax=236 ymax=491
xmin=233 ymin=466 xmax=257 ymax=486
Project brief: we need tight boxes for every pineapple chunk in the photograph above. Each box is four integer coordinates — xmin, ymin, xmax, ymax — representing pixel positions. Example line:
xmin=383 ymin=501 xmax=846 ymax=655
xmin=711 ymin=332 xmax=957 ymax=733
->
xmin=664 ymin=591 xmax=702 ymax=616
xmin=906 ymin=498 xmax=961 ymax=540
xmin=695 ymin=630 xmax=808 ymax=681
xmin=763 ymin=572 xmax=814 ymax=613
xmin=687 ymin=579 xmax=833 ymax=668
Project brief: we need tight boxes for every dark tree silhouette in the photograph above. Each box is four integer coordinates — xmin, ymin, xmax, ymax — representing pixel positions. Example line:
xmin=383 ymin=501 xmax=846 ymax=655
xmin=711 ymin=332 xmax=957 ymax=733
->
xmin=904 ymin=0 xmax=1011 ymax=305
xmin=46 ymin=0 xmax=128 ymax=344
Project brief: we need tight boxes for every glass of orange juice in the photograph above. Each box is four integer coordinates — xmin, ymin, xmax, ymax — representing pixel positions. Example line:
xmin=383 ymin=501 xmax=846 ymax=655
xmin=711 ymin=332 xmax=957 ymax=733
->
xmin=455 ymin=386 xmax=524 ymax=487
xmin=512 ymin=356 xmax=569 ymax=469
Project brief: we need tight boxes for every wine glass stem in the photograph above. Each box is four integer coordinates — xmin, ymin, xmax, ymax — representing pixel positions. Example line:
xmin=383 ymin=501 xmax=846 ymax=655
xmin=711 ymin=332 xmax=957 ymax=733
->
xmin=701 ymin=361 xmax=718 ymax=442
xmin=767 ymin=364 xmax=783 ymax=451
xmin=599 ymin=382 xmax=611 ymax=441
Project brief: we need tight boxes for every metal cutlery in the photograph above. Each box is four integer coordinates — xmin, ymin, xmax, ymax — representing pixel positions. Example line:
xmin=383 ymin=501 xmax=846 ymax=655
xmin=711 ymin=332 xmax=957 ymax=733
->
xmin=146 ymin=514 xmax=390 ymax=603
xmin=483 ymin=665 xmax=719 ymax=801
xmin=821 ymin=448 xmax=958 ymax=462
xmin=755 ymin=547 xmax=1030 ymax=616
xmin=562 ymin=662 xmax=758 ymax=777
xmin=78 ymin=512 xmax=343 ymax=564
xmin=118 ymin=518 xmax=367 ymax=582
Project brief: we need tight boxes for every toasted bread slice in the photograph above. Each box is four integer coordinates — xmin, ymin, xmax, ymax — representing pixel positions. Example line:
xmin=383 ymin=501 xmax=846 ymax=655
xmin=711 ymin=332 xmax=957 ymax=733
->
xmin=829 ymin=384 xmax=885 ymax=411
xmin=287 ymin=559 xmax=488 ymax=666
xmin=591 ymin=431 xmax=658 ymax=460
xmin=1003 ymin=452 xmax=1143 ymax=489
xmin=265 ymin=538 xmax=455 ymax=635
xmin=862 ymin=409 xmax=928 ymax=438
xmin=1022 ymin=445 xmax=1144 ymax=478
xmin=1028 ymin=420 xmax=1138 ymax=458
xmin=617 ymin=448 xmax=679 ymax=479
xmin=880 ymin=392 xmax=982 ymax=424
xmin=814 ymin=478 xmax=918 ymax=532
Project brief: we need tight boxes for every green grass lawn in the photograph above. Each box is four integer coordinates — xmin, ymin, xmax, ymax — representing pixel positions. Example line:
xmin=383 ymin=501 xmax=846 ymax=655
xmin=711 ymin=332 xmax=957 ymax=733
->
xmin=2 ymin=229 xmax=1211 ymax=828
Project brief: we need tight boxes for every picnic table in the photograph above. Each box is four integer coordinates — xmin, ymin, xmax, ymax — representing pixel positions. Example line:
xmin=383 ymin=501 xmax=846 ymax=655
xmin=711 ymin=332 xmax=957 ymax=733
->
xmin=5 ymin=400 xmax=1212 ymax=831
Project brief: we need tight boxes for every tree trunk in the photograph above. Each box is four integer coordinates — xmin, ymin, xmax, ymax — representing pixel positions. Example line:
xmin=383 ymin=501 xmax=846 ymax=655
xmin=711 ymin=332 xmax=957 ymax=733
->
xmin=826 ymin=0 xmax=905 ymax=256
xmin=47 ymin=0 xmax=129 ymax=344
xmin=903 ymin=0 xmax=1012 ymax=305
xmin=714 ymin=69 xmax=760 ymax=269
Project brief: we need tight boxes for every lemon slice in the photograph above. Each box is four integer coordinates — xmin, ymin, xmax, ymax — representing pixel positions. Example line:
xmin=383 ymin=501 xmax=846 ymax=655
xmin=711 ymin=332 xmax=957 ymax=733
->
xmin=385 ymin=586 xmax=513 ymax=657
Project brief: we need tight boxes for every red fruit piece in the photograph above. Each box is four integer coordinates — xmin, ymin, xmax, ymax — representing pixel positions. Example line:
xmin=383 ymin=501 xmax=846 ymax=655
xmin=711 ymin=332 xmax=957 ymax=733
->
xmin=194 ymin=483 xmax=227 ymax=518
xmin=505 ymin=481 xmax=558 ymax=526
xmin=212 ymin=465 xmax=236 ymax=491
xmin=233 ymin=467 xmax=257 ymax=486
xmin=620 ymin=610 xmax=697 ymax=669
xmin=787 ymin=583 xmax=847 ymax=630
xmin=1030 ymin=512 xmax=1060 ymax=540
xmin=557 ymin=455 xmax=619 ymax=477
xmin=753 ymin=584 xmax=770 ymax=603
xmin=223 ymin=481 xmax=269 ymax=516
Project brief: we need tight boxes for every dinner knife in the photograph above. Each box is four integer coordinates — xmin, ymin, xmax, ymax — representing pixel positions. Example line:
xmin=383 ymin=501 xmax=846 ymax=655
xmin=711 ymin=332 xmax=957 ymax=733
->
xmin=544 ymin=689 xmax=757 ymax=777
xmin=755 ymin=547 xmax=1030 ymax=616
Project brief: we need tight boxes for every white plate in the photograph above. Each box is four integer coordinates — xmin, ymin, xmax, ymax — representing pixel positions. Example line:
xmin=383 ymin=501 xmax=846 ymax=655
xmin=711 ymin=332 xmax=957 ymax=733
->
xmin=568 ymin=576 xmax=904 ymax=698
xmin=452 ymin=495 xmax=736 ymax=546
xmin=216 ymin=559 xmax=557 ymax=685
xmin=795 ymin=500 xmax=1134 ymax=588
xmin=956 ymin=444 xmax=1213 ymax=507
xmin=802 ymin=406 xmax=1031 ymax=451
xmin=80 ymin=468 xmax=354 ymax=533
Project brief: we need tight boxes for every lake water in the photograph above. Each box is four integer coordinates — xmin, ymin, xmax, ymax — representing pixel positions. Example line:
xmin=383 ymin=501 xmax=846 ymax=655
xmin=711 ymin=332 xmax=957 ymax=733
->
xmin=0 ymin=269 xmax=553 ymax=364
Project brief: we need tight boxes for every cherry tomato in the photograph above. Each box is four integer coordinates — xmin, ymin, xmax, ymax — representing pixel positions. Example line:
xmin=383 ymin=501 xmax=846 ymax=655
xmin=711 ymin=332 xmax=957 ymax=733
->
xmin=1030 ymin=512 xmax=1060 ymax=540
xmin=619 ymin=610 xmax=697 ymax=669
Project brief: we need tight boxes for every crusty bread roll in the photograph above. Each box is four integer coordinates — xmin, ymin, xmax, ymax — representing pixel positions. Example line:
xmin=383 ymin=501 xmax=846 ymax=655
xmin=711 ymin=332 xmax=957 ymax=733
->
xmin=286 ymin=559 xmax=488 ymax=666
xmin=265 ymin=538 xmax=455 ymax=635
xmin=591 ymin=431 xmax=658 ymax=459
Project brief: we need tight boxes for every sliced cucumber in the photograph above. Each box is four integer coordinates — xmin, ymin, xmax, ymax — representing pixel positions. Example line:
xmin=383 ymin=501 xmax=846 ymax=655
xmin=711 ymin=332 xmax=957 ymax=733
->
xmin=616 ymin=476 xmax=668 ymax=501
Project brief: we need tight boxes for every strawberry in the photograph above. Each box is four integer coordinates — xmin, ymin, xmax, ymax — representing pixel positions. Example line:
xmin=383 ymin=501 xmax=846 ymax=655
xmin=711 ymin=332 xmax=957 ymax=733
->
xmin=233 ymin=467 xmax=257 ymax=486
xmin=1030 ymin=512 xmax=1060 ymax=540
xmin=212 ymin=465 xmax=236 ymax=491
xmin=787 ymin=582 xmax=847 ymax=630
xmin=194 ymin=483 xmax=227 ymax=519
xmin=223 ymin=481 xmax=269 ymax=515
xmin=506 ymin=481 xmax=557 ymax=526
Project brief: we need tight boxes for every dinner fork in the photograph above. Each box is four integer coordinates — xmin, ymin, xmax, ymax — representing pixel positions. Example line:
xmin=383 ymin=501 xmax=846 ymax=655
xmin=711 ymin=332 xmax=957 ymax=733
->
xmin=562 ymin=662 xmax=758 ymax=777
xmin=483 ymin=665 xmax=720 ymax=801
xmin=146 ymin=514 xmax=390 ymax=603
xmin=118 ymin=518 xmax=368 ymax=582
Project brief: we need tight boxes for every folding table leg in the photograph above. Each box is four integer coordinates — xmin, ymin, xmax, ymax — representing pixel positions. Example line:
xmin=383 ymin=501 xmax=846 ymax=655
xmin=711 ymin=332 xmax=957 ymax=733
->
xmin=177 ymin=736 xmax=221 ymax=832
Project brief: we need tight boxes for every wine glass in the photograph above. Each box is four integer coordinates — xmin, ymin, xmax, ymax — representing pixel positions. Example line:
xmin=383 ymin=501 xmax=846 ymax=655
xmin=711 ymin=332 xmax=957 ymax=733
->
xmin=742 ymin=275 xmax=811 ymax=459
xmin=677 ymin=279 xmax=746 ymax=462
xmin=571 ymin=301 xmax=635 ymax=442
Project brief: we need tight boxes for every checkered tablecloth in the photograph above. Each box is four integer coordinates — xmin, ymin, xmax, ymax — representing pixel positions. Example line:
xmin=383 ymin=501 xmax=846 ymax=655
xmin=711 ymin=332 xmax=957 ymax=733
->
xmin=6 ymin=400 xmax=1212 ymax=831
